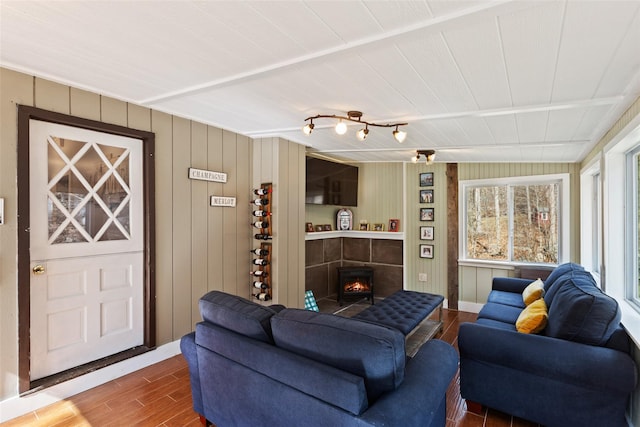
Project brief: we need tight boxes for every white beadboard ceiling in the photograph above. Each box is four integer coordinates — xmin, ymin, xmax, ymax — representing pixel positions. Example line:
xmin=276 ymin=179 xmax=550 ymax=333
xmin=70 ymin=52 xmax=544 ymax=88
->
xmin=2 ymin=1 xmax=639 ymax=163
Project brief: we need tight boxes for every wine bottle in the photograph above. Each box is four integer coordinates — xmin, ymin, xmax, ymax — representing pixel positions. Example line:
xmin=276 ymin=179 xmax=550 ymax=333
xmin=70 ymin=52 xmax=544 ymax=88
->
xmin=250 ymin=270 xmax=266 ymax=276
xmin=252 ymin=258 xmax=269 ymax=266
xmin=252 ymin=210 xmax=271 ymax=217
xmin=252 ymin=221 xmax=269 ymax=229
xmin=253 ymin=188 xmax=272 ymax=195
xmin=252 ymin=281 xmax=268 ymax=289
xmin=250 ymin=248 xmax=269 ymax=256
xmin=255 ymin=292 xmax=271 ymax=301
xmin=251 ymin=198 xmax=269 ymax=206
xmin=254 ymin=233 xmax=272 ymax=240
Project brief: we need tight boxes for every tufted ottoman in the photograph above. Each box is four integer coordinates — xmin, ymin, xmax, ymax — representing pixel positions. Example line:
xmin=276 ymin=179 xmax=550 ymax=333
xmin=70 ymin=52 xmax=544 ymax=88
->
xmin=352 ymin=290 xmax=444 ymax=355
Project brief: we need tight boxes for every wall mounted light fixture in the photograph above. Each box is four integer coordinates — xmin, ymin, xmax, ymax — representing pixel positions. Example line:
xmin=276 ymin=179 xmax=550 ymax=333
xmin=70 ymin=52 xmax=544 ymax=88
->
xmin=412 ymin=149 xmax=436 ymax=164
xmin=303 ymin=111 xmax=408 ymax=143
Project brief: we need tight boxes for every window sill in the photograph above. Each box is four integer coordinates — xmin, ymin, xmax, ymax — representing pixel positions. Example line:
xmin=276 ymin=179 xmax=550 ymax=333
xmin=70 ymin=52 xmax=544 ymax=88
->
xmin=619 ymin=300 xmax=640 ymax=349
xmin=458 ymin=259 xmax=556 ymax=271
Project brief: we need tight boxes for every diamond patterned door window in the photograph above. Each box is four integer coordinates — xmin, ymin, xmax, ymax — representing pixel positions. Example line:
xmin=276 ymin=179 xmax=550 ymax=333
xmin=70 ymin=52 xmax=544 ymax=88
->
xmin=47 ymin=135 xmax=131 ymax=244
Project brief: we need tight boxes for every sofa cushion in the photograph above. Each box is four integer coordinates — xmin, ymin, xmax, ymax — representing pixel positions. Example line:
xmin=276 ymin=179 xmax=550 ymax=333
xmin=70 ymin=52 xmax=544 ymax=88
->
xmin=516 ymin=298 xmax=548 ymax=334
xmin=199 ymin=291 xmax=278 ymax=343
xmin=478 ymin=302 xmax=523 ymax=324
xmin=487 ymin=290 xmax=526 ymax=308
xmin=546 ymin=272 xmax=621 ymax=345
xmin=271 ymin=308 xmax=405 ymax=402
xmin=522 ymin=278 xmax=545 ymax=306
xmin=543 ymin=262 xmax=584 ymax=292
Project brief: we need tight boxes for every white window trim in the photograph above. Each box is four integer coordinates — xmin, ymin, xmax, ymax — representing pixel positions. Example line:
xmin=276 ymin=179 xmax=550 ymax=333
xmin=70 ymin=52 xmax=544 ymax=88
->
xmin=580 ymin=155 xmax=602 ymax=282
xmin=601 ymin=116 xmax=640 ymax=347
xmin=458 ymin=173 xmax=570 ymax=266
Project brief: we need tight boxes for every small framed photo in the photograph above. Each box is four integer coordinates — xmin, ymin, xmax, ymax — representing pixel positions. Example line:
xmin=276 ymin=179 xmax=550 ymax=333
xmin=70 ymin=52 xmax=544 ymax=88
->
xmin=419 ymin=172 xmax=434 ymax=187
xmin=420 ymin=244 xmax=434 ymax=259
xmin=373 ymin=223 xmax=385 ymax=231
xmin=305 ymin=222 xmax=314 ymax=232
xmin=420 ymin=207 xmax=434 ymax=221
xmin=420 ymin=189 xmax=434 ymax=203
xmin=359 ymin=222 xmax=369 ymax=231
xmin=315 ymin=225 xmax=324 ymax=232
xmin=323 ymin=224 xmax=332 ymax=231
xmin=388 ymin=219 xmax=400 ymax=232
xmin=420 ymin=226 xmax=434 ymax=240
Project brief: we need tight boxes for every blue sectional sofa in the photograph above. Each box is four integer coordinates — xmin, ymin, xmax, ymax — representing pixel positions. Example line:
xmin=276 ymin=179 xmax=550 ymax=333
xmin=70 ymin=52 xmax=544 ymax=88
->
xmin=458 ymin=263 xmax=637 ymax=427
xmin=181 ymin=291 xmax=459 ymax=427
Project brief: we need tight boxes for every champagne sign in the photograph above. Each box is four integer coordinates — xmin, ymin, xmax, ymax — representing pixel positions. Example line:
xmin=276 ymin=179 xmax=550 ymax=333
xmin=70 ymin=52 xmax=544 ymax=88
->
xmin=210 ymin=196 xmax=236 ymax=207
xmin=189 ymin=167 xmax=227 ymax=183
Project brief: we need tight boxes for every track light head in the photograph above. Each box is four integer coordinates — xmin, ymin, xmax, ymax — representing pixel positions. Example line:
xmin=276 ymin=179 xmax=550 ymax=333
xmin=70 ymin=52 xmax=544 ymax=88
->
xmin=393 ymin=126 xmax=407 ymax=143
xmin=335 ymin=120 xmax=348 ymax=135
xmin=303 ymin=122 xmax=314 ymax=135
xmin=357 ymin=126 xmax=369 ymax=141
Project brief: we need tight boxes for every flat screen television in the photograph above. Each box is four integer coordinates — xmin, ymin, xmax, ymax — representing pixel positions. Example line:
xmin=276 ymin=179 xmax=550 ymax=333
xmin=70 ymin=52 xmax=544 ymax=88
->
xmin=306 ymin=157 xmax=358 ymax=206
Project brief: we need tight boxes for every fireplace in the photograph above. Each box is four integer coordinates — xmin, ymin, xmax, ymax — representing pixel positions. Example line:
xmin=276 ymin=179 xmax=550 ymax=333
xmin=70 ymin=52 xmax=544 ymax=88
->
xmin=337 ymin=266 xmax=374 ymax=306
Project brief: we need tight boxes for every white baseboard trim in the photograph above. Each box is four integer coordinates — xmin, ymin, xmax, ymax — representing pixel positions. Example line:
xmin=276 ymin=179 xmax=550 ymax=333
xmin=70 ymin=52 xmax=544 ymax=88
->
xmin=0 ymin=340 xmax=182 ymax=423
xmin=457 ymin=301 xmax=483 ymax=314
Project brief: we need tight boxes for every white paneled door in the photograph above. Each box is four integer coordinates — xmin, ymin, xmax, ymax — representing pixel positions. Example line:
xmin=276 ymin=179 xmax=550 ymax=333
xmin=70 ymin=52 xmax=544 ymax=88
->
xmin=29 ymin=120 xmax=144 ymax=380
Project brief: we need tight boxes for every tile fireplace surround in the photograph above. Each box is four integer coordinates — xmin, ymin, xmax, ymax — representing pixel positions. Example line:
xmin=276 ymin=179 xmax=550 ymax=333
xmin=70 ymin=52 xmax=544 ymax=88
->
xmin=305 ymin=231 xmax=403 ymax=301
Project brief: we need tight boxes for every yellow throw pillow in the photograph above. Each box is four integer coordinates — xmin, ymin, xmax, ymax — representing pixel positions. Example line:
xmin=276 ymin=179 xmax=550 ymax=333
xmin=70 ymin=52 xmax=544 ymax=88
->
xmin=522 ymin=278 xmax=545 ymax=306
xmin=516 ymin=298 xmax=548 ymax=334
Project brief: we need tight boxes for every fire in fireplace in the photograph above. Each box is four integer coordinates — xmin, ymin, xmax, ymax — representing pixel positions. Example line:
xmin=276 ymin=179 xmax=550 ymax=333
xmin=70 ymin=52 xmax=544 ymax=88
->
xmin=337 ymin=266 xmax=374 ymax=306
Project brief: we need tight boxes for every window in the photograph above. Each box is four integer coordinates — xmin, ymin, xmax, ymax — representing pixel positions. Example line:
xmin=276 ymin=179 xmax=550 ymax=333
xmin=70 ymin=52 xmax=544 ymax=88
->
xmin=625 ymin=146 xmax=640 ymax=308
xmin=460 ymin=174 xmax=569 ymax=265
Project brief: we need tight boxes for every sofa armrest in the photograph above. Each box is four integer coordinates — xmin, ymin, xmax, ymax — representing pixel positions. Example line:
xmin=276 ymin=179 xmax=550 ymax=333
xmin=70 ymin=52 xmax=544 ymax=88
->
xmin=180 ymin=332 xmax=204 ymax=416
xmin=491 ymin=277 xmax=532 ymax=293
xmin=459 ymin=322 xmax=637 ymax=393
xmin=360 ymin=340 xmax=458 ymax=426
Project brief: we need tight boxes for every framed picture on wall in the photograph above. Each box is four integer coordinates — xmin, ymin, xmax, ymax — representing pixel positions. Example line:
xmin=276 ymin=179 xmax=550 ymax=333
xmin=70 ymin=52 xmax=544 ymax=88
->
xmin=420 ymin=189 xmax=434 ymax=203
xmin=420 ymin=226 xmax=434 ymax=240
xmin=419 ymin=172 xmax=434 ymax=187
xmin=420 ymin=207 xmax=434 ymax=221
xmin=420 ymin=244 xmax=434 ymax=259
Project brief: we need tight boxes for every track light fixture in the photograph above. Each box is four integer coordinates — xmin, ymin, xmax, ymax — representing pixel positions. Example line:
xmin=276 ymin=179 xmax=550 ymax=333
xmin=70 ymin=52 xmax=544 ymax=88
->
xmin=412 ymin=149 xmax=436 ymax=165
xmin=303 ymin=111 xmax=407 ymax=142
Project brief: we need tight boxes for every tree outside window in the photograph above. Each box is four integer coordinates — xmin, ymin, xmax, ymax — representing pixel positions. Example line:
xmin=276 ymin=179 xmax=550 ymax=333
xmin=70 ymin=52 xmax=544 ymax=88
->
xmin=462 ymin=177 xmax=562 ymax=265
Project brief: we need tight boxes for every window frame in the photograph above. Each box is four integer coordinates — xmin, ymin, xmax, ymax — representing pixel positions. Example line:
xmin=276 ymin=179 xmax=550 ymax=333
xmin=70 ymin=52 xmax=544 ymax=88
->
xmin=459 ymin=173 xmax=570 ymax=267
xmin=624 ymin=145 xmax=640 ymax=307
xmin=580 ymin=158 xmax=603 ymax=279
xmin=598 ymin=116 xmax=640 ymax=346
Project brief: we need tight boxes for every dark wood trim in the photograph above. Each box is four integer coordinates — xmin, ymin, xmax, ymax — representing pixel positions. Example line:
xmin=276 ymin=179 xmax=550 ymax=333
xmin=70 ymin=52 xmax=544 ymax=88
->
xmin=446 ymin=163 xmax=459 ymax=310
xmin=16 ymin=106 xmax=32 ymax=394
xmin=16 ymin=105 xmax=156 ymax=393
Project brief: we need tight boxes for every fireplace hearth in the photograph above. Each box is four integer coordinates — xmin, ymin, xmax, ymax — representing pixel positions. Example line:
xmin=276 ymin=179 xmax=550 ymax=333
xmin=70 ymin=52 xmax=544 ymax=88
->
xmin=337 ymin=266 xmax=374 ymax=306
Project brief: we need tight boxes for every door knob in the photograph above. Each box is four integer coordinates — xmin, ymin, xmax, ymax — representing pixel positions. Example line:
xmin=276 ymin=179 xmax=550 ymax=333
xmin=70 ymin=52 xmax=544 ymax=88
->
xmin=33 ymin=265 xmax=45 ymax=275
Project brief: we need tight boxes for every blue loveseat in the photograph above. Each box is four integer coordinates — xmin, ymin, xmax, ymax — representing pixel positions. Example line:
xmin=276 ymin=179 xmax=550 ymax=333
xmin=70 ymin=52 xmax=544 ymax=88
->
xmin=458 ymin=263 xmax=637 ymax=427
xmin=181 ymin=291 xmax=458 ymax=427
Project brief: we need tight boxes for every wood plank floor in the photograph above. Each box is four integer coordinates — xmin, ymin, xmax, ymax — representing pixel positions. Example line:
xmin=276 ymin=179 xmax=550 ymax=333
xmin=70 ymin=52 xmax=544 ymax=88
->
xmin=2 ymin=307 xmax=540 ymax=427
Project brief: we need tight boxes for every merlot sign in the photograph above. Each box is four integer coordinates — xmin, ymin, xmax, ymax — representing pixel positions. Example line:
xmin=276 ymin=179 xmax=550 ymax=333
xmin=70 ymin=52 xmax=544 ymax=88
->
xmin=188 ymin=167 xmax=227 ymax=183
xmin=210 ymin=196 xmax=236 ymax=207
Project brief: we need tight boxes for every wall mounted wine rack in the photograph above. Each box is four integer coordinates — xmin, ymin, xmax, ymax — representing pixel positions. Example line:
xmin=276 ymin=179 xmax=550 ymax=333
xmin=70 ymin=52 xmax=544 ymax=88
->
xmin=251 ymin=183 xmax=272 ymax=301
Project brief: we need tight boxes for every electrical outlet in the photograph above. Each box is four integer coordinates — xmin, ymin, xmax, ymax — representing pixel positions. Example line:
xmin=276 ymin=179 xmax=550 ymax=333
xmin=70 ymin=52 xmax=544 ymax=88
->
xmin=418 ymin=273 xmax=427 ymax=282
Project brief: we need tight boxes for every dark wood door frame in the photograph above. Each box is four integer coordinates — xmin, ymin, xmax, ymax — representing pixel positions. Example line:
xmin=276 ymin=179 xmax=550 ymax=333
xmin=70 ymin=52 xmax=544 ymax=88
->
xmin=446 ymin=163 xmax=459 ymax=310
xmin=16 ymin=105 xmax=156 ymax=393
